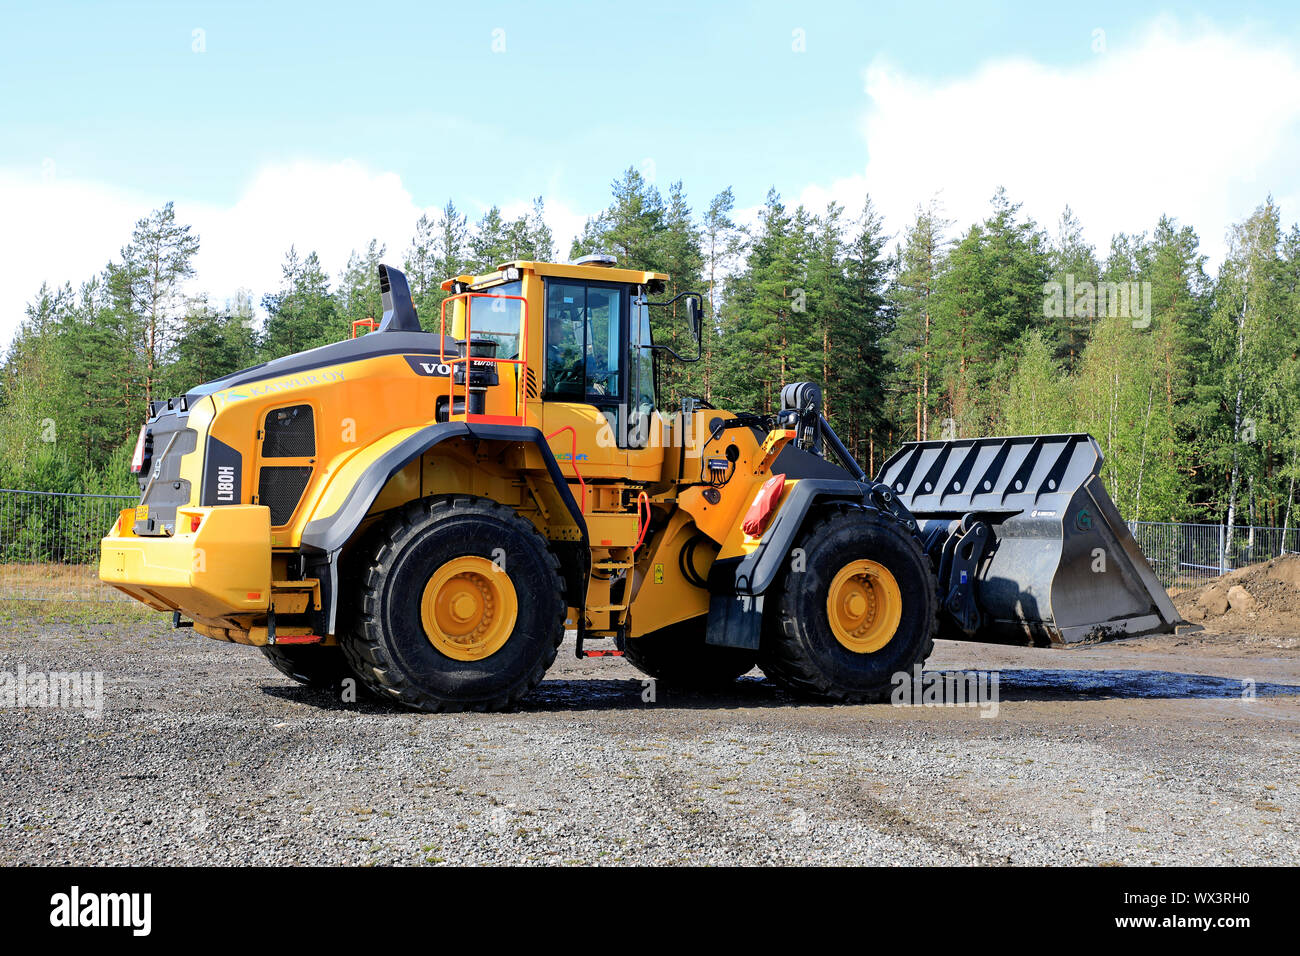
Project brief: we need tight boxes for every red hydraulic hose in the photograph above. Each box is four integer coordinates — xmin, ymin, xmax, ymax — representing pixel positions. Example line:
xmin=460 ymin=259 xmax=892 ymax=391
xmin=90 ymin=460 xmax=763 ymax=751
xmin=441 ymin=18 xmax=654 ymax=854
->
xmin=545 ymin=426 xmax=587 ymax=515
xmin=634 ymin=491 xmax=651 ymax=552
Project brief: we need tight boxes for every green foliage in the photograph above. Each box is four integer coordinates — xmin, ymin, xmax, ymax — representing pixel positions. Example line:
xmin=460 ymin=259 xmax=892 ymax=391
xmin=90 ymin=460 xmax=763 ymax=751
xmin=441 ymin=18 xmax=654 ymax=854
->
xmin=260 ymin=247 xmax=339 ymax=356
xmin=999 ymin=329 xmax=1073 ymax=436
xmin=931 ymin=188 xmax=1052 ymax=436
xmin=116 ymin=201 xmax=200 ymax=409
xmin=571 ymin=169 xmax=706 ymax=407
xmin=887 ymin=199 xmax=950 ymax=442
xmin=3 ymin=184 xmax=1299 ymax=532
xmin=165 ymin=293 xmax=258 ymax=394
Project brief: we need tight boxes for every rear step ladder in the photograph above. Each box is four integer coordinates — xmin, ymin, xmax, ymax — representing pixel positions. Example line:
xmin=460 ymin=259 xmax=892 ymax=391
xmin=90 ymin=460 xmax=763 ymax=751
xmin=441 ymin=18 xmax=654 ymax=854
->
xmin=576 ymin=631 xmax=625 ymax=658
xmin=577 ymin=558 xmax=633 ymax=658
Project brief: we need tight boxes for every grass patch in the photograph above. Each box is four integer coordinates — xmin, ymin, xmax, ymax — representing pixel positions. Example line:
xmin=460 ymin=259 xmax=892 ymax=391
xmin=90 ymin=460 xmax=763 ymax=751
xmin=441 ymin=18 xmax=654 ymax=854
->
xmin=0 ymin=598 xmax=156 ymax=629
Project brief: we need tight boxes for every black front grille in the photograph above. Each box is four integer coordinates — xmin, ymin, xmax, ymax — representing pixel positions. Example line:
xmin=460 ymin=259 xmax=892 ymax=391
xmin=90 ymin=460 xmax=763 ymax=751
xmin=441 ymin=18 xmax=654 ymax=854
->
xmin=262 ymin=405 xmax=315 ymax=458
xmin=134 ymin=405 xmax=198 ymax=536
xmin=258 ymin=466 xmax=312 ymax=526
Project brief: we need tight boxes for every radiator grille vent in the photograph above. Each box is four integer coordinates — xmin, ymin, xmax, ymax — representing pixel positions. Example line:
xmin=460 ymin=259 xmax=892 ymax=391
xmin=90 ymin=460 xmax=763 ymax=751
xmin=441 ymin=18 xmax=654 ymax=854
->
xmin=257 ymin=466 xmax=312 ymax=526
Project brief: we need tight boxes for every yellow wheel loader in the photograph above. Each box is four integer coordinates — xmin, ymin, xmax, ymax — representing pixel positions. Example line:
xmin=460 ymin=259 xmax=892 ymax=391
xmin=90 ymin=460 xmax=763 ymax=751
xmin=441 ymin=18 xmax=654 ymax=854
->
xmin=99 ymin=256 xmax=1187 ymax=711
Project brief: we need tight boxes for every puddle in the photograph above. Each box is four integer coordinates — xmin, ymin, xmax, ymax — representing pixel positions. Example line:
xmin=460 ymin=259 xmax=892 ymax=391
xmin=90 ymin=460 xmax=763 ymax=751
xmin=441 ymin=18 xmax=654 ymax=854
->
xmin=261 ymin=669 xmax=1300 ymax=714
xmin=966 ymin=668 xmax=1300 ymax=701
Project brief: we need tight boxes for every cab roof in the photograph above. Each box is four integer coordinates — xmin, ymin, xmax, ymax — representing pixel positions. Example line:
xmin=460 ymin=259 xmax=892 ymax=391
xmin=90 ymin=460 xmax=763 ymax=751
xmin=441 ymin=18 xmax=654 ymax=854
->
xmin=439 ymin=259 xmax=668 ymax=292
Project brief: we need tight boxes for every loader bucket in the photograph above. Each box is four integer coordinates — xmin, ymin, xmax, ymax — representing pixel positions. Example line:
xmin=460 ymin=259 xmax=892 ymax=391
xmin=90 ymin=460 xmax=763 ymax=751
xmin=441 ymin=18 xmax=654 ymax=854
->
xmin=876 ymin=433 xmax=1188 ymax=646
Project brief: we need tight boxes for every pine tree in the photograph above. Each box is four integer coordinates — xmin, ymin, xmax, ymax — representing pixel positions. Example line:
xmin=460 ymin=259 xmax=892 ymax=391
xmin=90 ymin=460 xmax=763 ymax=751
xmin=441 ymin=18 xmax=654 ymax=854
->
xmin=888 ymin=199 xmax=950 ymax=440
xmin=569 ymin=167 xmax=666 ymax=268
xmin=654 ymin=181 xmax=705 ymax=405
xmin=338 ymin=239 xmax=386 ymax=336
xmin=1044 ymin=205 xmax=1100 ymax=368
xmin=524 ymin=197 xmax=555 ymax=261
xmin=116 ymin=202 xmax=200 ymax=410
xmin=835 ymin=196 xmax=893 ymax=469
xmin=469 ymin=207 xmax=510 ymax=272
xmin=700 ymin=187 xmax=744 ymax=401
xmin=715 ymin=189 xmax=810 ymax=414
xmin=405 ymin=211 xmax=440 ymax=315
xmin=260 ymin=247 xmax=339 ymax=357
xmin=932 ymin=188 xmax=1050 ymax=437
xmin=166 ymin=293 xmax=258 ymax=394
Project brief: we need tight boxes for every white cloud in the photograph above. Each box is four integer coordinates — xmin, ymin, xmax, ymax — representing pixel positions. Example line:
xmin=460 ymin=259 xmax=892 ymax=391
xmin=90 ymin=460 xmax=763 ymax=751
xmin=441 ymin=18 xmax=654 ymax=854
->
xmin=797 ymin=18 xmax=1300 ymax=264
xmin=184 ymin=160 xmax=424 ymax=312
xmin=4 ymin=18 xmax=1295 ymax=349
xmin=0 ymin=167 xmax=148 ymax=336
xmin=0 ymin=159 xmax=590 ymax=349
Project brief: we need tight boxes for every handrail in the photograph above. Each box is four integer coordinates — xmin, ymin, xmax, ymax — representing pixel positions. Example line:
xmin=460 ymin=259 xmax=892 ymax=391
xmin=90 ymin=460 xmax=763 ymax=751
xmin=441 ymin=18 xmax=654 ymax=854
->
xmin=544 ymin=425 xmax=587 ymax=515
xmin=438 ymin=291 xmax=529 ymax=426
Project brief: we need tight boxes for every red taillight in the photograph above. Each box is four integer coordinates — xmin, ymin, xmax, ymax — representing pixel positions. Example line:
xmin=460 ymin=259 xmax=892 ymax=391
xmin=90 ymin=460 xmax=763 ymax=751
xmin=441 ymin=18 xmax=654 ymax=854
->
xmin=189 ymin=515 xmax=201 ymax=533
xmin=129 ymin=425 xmax=147 ymax=474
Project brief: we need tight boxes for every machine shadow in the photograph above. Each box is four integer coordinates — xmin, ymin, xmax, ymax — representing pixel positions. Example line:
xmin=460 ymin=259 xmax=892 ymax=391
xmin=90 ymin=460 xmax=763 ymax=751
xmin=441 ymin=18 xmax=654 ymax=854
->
xmin=261 ymin=667 xmax=1300 ymax=713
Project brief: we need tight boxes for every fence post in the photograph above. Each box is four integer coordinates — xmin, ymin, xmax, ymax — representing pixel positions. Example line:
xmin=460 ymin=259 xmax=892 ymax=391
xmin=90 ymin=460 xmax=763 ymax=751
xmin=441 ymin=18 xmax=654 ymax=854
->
xmin=1218 ymin=523 xmax=1226 ymax=575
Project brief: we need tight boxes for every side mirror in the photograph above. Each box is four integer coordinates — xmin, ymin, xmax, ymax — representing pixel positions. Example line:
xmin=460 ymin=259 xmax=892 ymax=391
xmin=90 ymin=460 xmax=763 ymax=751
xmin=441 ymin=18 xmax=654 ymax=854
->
xmin=645 ymin=290 xmax=705 ymax=364
xmin=686 ymin=295 xmax=703 ymax=341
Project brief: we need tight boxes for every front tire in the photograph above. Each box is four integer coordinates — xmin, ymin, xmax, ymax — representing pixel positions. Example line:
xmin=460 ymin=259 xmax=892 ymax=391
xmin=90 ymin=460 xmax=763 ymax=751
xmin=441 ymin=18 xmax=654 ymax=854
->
xmin=339 ymin=495 xmax=565 ymax=712
xmin=759 ymin=505 xmax=937 ymax=702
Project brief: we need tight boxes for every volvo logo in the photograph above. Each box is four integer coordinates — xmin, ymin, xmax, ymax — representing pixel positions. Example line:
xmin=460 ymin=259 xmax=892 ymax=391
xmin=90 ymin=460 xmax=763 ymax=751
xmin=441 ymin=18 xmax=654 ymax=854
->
xmin=404 ymin=355 xmax=453 ymax=378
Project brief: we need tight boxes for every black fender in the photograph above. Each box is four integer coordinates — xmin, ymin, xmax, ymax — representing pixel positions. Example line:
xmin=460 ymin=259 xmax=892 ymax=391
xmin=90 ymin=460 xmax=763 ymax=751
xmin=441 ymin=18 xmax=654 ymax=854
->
xmin=702 ymin=479 xmax=872 ymax=650
xmin=299 ymin=421 xmax=589 ymax=635
xmin=708 ymin=479 xmax=878 ymax=598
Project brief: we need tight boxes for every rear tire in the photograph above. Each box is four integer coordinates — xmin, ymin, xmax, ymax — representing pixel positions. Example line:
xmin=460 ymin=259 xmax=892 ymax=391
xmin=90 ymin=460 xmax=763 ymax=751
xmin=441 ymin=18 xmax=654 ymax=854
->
xmin=617 ymin=618 xmax=757 ymax=688
xmin=759 ymin=505 xmax=937 ymax=702
xmin=260 ymin=644 xmax=353 ymax=690
xmin=339 ymin=495 xmax=565 ymax=712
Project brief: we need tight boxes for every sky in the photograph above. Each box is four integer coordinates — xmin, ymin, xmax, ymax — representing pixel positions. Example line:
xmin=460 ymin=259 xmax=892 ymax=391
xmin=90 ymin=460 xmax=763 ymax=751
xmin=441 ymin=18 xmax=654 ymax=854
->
xmin=2 ymin=0 xmax=1300 ymax=347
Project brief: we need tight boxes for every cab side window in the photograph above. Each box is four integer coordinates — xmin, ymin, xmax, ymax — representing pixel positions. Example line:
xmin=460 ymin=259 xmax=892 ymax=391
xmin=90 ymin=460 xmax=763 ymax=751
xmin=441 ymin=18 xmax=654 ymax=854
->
xmin=544 ymin=281 xmax=623 ymax=402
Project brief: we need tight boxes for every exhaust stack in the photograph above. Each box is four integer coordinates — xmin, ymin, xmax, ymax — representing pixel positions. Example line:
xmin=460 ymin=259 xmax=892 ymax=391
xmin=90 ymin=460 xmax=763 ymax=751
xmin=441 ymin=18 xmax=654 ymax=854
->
xmin=377 ymin=264 xmax=421 ymax=333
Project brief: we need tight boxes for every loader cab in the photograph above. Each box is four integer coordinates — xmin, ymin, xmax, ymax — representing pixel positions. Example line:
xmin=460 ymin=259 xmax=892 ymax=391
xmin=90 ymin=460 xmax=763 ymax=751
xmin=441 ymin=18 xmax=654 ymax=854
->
xmin=541 ymin=274 xmax=658 ymax=449
xmin=439 ymin=258 xmax=692 ymax=482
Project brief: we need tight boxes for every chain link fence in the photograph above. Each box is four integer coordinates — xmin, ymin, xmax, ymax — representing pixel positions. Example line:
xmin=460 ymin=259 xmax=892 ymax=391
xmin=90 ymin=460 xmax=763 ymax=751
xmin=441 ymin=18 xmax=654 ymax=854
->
xmin=1128 ymin=520 xmax=1300 ymax=591
xmin=0 ymin=489 xmax=136 ymax=602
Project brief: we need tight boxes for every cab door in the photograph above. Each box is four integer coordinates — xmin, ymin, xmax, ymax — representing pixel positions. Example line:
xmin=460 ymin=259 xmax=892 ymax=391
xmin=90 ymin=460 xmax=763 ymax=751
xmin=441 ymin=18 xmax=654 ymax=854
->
xmin=625 ymin=289 xmax=666 ymax=478
xmin=539 ymin=278 xmax=666 ymax=483
xmin=539 ymin=279 xmax=626 ymax=480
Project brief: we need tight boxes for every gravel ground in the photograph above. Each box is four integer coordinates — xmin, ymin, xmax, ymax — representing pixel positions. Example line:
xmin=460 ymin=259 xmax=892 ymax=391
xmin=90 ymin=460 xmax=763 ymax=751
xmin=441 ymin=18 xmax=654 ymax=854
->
xmin=1 ymin=612 xmax=1297 ymax=866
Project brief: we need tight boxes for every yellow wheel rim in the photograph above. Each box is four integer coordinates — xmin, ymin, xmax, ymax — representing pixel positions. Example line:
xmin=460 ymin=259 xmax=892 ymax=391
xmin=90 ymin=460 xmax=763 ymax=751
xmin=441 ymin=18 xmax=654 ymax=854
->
xmin=419 ymin=556 xmax=518 ymax=661
xmin=826 ymin=559 xmax=902 ymax=654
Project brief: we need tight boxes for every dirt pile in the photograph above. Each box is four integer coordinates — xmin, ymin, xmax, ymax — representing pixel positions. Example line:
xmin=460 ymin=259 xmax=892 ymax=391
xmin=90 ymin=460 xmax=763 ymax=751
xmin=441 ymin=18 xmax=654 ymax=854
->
xmin=1173 ymin=554 xmax=1300 ymax=637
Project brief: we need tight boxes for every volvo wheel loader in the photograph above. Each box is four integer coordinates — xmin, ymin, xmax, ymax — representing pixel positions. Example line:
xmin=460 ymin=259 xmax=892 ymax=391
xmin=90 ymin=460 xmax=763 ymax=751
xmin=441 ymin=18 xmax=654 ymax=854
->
xmin=99 ymin=255 xmax=1187 ymax=711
